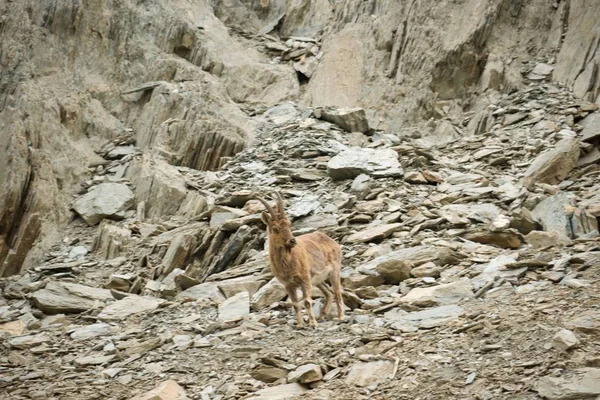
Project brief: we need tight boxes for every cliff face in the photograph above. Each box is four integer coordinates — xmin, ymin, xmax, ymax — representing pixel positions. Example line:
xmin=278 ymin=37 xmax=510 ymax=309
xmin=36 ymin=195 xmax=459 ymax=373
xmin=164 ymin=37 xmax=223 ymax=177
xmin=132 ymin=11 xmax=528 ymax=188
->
xmin=0 ymin=0 xmax=289 ymax=276
xmin=217 ymin=0 xmax=600 ymax=127
xmin=0 ymin=0 xmax=599 ymax=276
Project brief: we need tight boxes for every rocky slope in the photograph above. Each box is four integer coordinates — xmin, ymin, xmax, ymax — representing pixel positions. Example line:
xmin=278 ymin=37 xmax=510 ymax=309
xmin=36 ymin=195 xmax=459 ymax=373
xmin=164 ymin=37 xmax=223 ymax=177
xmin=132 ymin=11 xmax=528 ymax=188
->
xmin=1 ymin=1 xmax=600 ymax=399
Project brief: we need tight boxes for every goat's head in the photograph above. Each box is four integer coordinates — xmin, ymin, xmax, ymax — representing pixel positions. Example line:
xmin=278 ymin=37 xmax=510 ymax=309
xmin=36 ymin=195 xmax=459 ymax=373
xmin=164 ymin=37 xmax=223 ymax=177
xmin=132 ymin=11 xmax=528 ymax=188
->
xmin=255 ymin=192 xmax=297 ymax=249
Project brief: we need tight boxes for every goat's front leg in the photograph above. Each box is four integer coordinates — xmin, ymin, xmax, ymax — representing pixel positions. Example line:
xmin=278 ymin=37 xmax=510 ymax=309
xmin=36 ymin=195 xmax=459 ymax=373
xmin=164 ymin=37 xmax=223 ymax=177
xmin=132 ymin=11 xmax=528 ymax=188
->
xmin=300 ymin=280 xmax=317 ymax=327
xmin=285 ymin=285 xmax=304 ymax=328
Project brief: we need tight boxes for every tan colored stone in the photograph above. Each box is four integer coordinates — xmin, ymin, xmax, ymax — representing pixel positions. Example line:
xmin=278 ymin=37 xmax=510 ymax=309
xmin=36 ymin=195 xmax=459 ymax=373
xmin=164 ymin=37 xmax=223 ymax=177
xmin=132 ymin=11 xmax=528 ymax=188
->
xmin=287 ymin=363 xmax=323 ymax=383
xmin=522 ymin=137 xmax=579 ymax=188
xmin=217 ymin=275 xmax=266 ymax=298
xmin=525 ymin=231 xmax=568 ymax=248
xmin=72 ymin=183 xmax=135 ymax=226
xmin=218 ymin=291 xmax=250 ymax=322
xmin=32 ymin=282 xmax=113 ymax=314
xmin=0 ymin=320 xmax=26 ymax=336
xmin=248 ymin=383 xmax=307 ymax=400
xmin=535 ymin=368 xmax=600 ymax=400
xmin=130 ymin=379 xmax=189 ymax=400
xmin=251 ymin=366 xmax=289 ymax=383
xmin=375 ymin=260 xmax=413 ymax=284
xmin=346 ymin=360 xmax=395 ymax=387
xmin=91 ymin=221 xmax=131 ymax=260
xmin=251 ymin=278 xmax=287 ymax=311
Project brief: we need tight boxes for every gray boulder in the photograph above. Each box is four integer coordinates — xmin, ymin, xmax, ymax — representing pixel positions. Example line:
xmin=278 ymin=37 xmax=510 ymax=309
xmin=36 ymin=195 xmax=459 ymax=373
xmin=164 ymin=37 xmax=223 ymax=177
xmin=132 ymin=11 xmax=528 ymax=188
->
xmin=317 ymin=107 xmax=370 ymax=133
xmin=532 ymin=193 xmax=598 ymax=240
xmin=72 ymin=183 xmax=135 ymax=225
xmin=328 ymin=148 xmax=403 ymax=180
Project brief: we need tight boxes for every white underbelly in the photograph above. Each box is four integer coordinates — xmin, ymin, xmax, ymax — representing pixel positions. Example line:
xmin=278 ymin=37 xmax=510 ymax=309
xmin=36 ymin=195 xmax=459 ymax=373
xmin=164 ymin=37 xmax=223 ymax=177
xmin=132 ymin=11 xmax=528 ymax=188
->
xmin=311 ymin=268 xmax=331 ymax=286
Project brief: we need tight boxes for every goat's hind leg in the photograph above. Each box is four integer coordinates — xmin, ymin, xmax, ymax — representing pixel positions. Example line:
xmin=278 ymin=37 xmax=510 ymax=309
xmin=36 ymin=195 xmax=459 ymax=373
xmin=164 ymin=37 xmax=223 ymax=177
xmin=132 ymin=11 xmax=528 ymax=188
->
xmin=286 ymin=285 xmax=304 ymax=328
xmin=316 ymin=283 xmax=333 ymax=321
xmin=330 ymin=266 xmax=345 ymax=322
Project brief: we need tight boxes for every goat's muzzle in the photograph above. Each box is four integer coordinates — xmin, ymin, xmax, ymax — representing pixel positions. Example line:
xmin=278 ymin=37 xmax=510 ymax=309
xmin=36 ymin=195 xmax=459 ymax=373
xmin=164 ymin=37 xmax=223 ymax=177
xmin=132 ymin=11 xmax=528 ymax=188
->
xmin=288 ymin=238 xmax=297 ymax=249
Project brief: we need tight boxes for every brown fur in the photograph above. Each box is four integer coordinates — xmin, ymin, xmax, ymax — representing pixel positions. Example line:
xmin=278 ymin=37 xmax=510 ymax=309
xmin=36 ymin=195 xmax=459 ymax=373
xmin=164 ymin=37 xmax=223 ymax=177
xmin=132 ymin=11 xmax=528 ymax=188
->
xmin=256 ymin=192 xmax=344 ymax=328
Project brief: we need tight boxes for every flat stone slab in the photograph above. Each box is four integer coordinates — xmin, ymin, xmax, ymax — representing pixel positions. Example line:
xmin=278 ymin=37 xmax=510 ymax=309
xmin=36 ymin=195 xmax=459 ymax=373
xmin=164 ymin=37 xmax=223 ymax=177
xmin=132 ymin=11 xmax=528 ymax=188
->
xmin=175 ymin=282 xmax=226 ymax=303
xmin=346 ymin=223 xmax=403 ymax=244
xmin=287 ymin=363 xmax=323 ymax=383
xmin=360 ymin=245 xmax=462 ymax=274
xmin=70 ymin=323 xmax=113 ymax=341
xmin=32 ymin=282 xmax=113 ymax=314
xmin=251 ymin=278 xmax=287 ymax=311
xmin=522 ymin=136 xmax=579 ymax=188
xmin=130 ymin=379 xmax=190 ymax=400
xmin=580 ymin=113 xmax=600 ymax=142
xmin=248 ymin=383 xmax=308 ymax=400
xmin=400 ymin=279 xmax=474 ymax=307
xmin=384 ymin=305 xmax=465 ymax=332
xmin=567 ymin=311 xmax=600 ymax=334
xmin=98 ymin=296 xmax=163 ymax=321
xmin=9 ymin=333 xmax=52 ymax=349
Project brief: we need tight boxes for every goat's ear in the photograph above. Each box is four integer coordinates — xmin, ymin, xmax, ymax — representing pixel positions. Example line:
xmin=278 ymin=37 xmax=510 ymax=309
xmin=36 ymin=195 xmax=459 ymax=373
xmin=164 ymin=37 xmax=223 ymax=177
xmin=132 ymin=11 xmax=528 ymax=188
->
xmin=261 ymin=211 xmax=271 ymax=226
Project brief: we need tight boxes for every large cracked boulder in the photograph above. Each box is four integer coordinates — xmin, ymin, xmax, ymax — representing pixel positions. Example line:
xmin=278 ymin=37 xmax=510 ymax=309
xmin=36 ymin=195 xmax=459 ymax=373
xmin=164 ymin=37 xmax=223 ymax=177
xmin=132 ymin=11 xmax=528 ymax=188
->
xmin=532 ymin=193 xmax=598 ymax=240
xmin=98 ymin=296 xmax=164 ymax=321
xmin=346 ymin=359 xmax=396 ymax=388
xmin=72 ymin=183 xmax=135 ymax=226
xmin=327 ymin=148 xmax=404 ymax=180
xmin=251 ymin=278 xmax=287 ymax=311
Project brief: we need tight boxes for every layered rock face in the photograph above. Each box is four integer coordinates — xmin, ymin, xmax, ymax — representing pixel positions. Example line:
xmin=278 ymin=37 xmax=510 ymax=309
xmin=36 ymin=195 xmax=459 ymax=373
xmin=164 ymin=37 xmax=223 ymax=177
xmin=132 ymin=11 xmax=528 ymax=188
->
xmin=216 ymin=0 xmax=600 ymax=128
xmin=0 ymin=0 xmax=296 ymax=276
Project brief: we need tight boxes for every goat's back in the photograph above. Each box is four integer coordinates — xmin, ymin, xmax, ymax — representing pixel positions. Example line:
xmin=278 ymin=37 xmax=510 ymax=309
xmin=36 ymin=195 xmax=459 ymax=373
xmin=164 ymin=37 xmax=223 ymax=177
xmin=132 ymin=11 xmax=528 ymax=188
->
xmin=295 ymin=231 xmax=341 ymax=268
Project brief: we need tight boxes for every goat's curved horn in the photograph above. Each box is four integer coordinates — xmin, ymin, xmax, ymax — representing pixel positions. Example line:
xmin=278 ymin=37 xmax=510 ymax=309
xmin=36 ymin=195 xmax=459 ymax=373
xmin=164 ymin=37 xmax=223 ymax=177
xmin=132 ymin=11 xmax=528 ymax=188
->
xmin=255 ymin=195 xmax=276 ymax=218
xmin=274 ymin=191 xmax=285 ymax=216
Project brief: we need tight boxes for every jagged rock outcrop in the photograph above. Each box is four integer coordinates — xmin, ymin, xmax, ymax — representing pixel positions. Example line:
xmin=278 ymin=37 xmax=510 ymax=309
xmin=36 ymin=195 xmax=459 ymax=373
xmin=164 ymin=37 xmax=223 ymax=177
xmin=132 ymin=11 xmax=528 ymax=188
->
xmin=0 ymin=0 xmax=300 ymax=275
